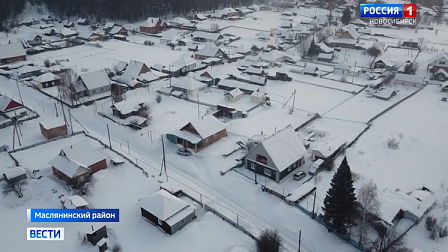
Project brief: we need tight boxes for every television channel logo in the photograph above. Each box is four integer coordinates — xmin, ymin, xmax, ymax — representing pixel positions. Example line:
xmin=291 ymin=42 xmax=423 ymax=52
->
xmin=27 ymin=227 xmax=64 ymax=241
xmin=360 ymin=4 xmax=417 ymax=18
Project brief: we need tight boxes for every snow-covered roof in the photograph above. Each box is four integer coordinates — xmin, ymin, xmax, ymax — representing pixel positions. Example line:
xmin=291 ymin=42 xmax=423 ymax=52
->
xmin=115 ymin=61 xmax=127 ymax=72
xmin=316 ymin=43 xmax=333 ymax=53
xmin=357 ymin=28 xmax=371 ymax=34
xmin=434 ymin=68 xmax=448 ymax=76
xmin=196 ymin=46 xmax=223 ymax=57
xmin=331 ymin=38 xmax=356 ymax=45
xmin=0 ymin=43 xmax=26 ymax=60
xmin=0 ymin=96 xmax=21 ymax=112
xmin=394 ymin=73 xmax=425 ymax=84
xmin=43 ymin=27 xmax=55 ymax=35
xmin=33 ymin=72 xmax=60 ymax=83
xmin=261 ymin=50 xmax=299 ymax=63
xmin=195 ymin=14 xmax=207 ymax=20
xmin=234 ymin=45 xmax=251 ymax=54
xmin=49 ymin=155 xmax=90 ymax=178
xmin=245 ymin=66 xmax=264 ymax=75
xmin=40 ymin=117 xmax=66 ymax=129
xmin=247 ymin=125 xmax=308 ymax=172
xmin=192 ymin=31 xmax=222 ymax=41
xmin=137 ymin=71 xmax=160 ymax=83
xmin=171 ymin=55 xmax=196 ymax=70
xmin=248 ymin=4 xmax=260 ymax=10
xmin=112 ymin=96 xmax=144 ymax=114
xmin=165 ymin=205 xmax=196 ymax=226
xmin=27 ymin=33 xmax=41 ymax=41
xmin=304 ymin=65 xmax=318 ymax=74
xmin=442 ymin=81 xmax=448 ymax=89
xmin=160 ymin=33 xmax=179 ymax=42
xmin=77 ymin=30 xmax=94 ymax=40
xmin=60 ymin=140 xmax=106 ymax=167
xmin=79 ymin=70 xmax=111 ymax=90
xmin=379 ymin=189 xmax=430 ymax=225
xmin=409 ymin=190 xmax=437 ymax=209
xmin=373 ymin=89 xmax=396 ymax=99
xmin=144 ymin=18 xmax=160 ymax=28
xmin=250 ymin=91 xmax=266 ymax=97
xmin=250 ymin=75 xmax=266 ymax=85
xmin=170 ymin=17 xmax=191 ymax=25
xmin=219 ymin=79 xmax=261 ymax=92
xmin=311 ymin=136 xmax=346 ymax=158
xmin=285 ymin=182 xmax=316 ymax=202
xmin=104 ymin=22 xmax=116 ymax=29
xmin=122 ymin=60 xmax=148 ymax=80
xmin=185 ymin=115 xmax=226 ymax=139
xmin=292 ymin=25 xmax=307 ymax=32
xmin=258 ymin=32 xmax=270 ymax=39
xmin=172 ymin=77 xmax=206 ymax=91
xmin=222 ymin=7 xmax=237 ymax=13
xmin=97 ymin=238 xmax=107 ymax=247
xmin=77 ymin=18 xmax=87 ymax=23
xmin=280 ymin=21 xmax=293 ymax=28
xmin=3 ymin=167 xmax=26 ymax=180
xmin=138 ymin=190 xmax=188 ymax=221
xmin=109 ymin=26 xmax=125 ymax=35
xmin=63 ymin=195 xmax=89 ymax=209
xmin=16 ymin=65 xmax=40 ymax=75
xmin=318 ymin=53 xmax=332 ymax=60
xmin=225 ymin=88 xmax=244 ymax=98
xmin=427 ymin=52 xmax=448 ymax=64
xmin=60 ymin=28 xmax=78 ymax=37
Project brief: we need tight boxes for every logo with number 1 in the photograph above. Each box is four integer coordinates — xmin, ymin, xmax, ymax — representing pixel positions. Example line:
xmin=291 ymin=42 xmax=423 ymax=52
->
xmin=403 ymin=4 xmax=417 ymax=18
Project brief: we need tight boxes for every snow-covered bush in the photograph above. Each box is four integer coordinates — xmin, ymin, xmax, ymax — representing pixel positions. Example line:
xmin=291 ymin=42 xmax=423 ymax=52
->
xmin=426 ymin=216 xmax=439 ymax=240
xmin=112 ymin=243 xmax=122 ymax=252
xmin=256 ymin=229 xmax=282 ymax=252
xmin=366 ymin=46 xmax=381 ymax=57
xmin=44 ymin=59 xmax=51 ymax=67
xmin=156 ymin=94 xmax=162 ymax=103
xmin=144 ymin=40 xmax=154 ymax=46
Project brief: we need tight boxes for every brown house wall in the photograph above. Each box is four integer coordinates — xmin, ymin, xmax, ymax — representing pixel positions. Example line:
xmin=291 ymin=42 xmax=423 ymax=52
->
xmin=195 ymin=128 xmax=226 ymax=152
xmin=89 ymin=159 xmax=107 ymax=175
xmin=430 ymin=66 xmax=448 ymax=73
xmin=40 ymin=124 xmax=68 ymax=140
xmin=181 ymin=123 xmax=200 ymax=135
xmin=0 ymin=55 xmax=27 ymax=65
xmin=195 ymin=54 xmax=207 ymax=60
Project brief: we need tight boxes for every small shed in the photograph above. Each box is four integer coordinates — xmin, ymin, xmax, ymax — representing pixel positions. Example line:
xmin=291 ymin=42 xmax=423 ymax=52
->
xmin=303 ymin=65 xmax=318 ymax=76
xmin=393 ymin=74 xmax=425 ymax=88
xmin=317 ymin=53 xmax=333 ymax=63
xmin=224 ymin=88 xmax=244 ymax=102
xmin=62 ymin=195 xmax=89 ymax=209
xmin=110 ymin=157 xmax=124 ymax=166
xmin=86 ymin=225 xmax=108 ymax=246
xmin=77 ymin=18 xmax=90 ymax=26
xmin=3 ymin=167 xmax=27 ymax=184
xmin=250 ymin=91 xmax=266 ymax=103
xmin=96 ymin=238 xmax=107 ymax=252
xmin=311 ymin=136 xmax=346 ymax=161
xmin=39 ymin=118 xmax=68 ymax=140
xmin=373 ymin=89 xmax=397 ymax=101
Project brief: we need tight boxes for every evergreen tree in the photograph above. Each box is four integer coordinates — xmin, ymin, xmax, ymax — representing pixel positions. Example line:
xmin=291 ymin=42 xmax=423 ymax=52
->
xmin=341 ymin=8 xmax=351 ymax=25
xmin=322 ymin=157 xmax=357 ymax=234
xmin=308 ymin=37 xmax=316 ymax=56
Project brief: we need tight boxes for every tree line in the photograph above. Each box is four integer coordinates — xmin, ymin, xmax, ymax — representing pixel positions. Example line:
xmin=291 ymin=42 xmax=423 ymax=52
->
xmin=0 ymin=0 xmax=254 ymax=27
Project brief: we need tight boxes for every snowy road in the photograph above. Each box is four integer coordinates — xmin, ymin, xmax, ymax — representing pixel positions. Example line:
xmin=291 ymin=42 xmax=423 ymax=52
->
xmin=0 ymin=77 xmax=357 ymax=252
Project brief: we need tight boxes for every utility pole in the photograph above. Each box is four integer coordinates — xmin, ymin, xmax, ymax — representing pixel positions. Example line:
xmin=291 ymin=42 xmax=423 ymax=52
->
xmin=197 ymin=93 xmax=200 ymax=119
xmin=14 ymin=111 xmax=22 ymax=137
xmin=298 ymin=230 xmax=302 ymax=252
xmin=169 ymin=64 xmax=172 ymax=87
xmin=292 ymin=89 xmax=296 ymax=112
xmin=68 ymin=108 xmax=74 ymax=134
xmin=15 ymin=80 xmax=23 ymax=104
xmin=107 ymin=124 xmax=112 ymax=149
xmin=352 ymin=61 xmax=357 ymax=84
xmin=159 ymin=135 xmax=168 ymax=182
xmin=312 ymin=189 xmax=317 ymax=219
xmin=54 ymin=103 xmax=58 ymax=117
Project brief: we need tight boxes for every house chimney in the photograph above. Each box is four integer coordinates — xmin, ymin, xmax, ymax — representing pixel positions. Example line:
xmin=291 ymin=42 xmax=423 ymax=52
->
xmin=91 ymin=225 xmax=94 ymax=231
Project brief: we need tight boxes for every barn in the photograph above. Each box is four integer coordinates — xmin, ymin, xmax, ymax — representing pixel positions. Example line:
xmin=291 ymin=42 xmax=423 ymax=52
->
xmin=39 ymin=118 xmax=68 ymax=140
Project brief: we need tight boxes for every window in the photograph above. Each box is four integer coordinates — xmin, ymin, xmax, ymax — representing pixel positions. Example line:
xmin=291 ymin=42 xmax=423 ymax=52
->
xmin=214 ymin=134 xmax=217 ymax=139
xmin=100 ymin=88 xmax=104 ymax=92
xmin=158 ymin=218 xmax=163 ymax=225
xmin=205 ymin=138 xmax=208 ymax=143
xmin=288 ymin=167 xmax=291 ymax=172
xmin=294 ymin=161 xmax=298 ymax=168
xmin=92 ymin=90 xmax=96 ymax=94
xmin=440 ymin=61 xmax=446 ymax=65
xmin=264 ymin=168 xmax=271 ymax=176
xmin=256 ymin=154 xmax=268 ymax=165
xmin=250 ymin=163 xmax=255 ymax=170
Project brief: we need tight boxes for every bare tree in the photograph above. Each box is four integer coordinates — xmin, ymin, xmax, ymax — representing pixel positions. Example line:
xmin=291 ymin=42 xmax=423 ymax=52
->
xmin=210 ymin=23 xmax=219 ymax=32
xmin=256 ymin=229 xmax=283 ymax=252
xmin=297 ymin=38 xmax=311 ymax=58
xmin=58 ymin=69 xmax=78 ymax=105
xmin=358 ymin=180 xmax=381 ymax=244
xmin=417 ymin=37 xmax=425 ymax=52
xmin=2 ymin=180 xmax=28 ymax=198
xmin=73 ymin=181 xmax=94 ymax=196
xmin=139 ymin=103 xmax=153 ymax=125
xmin=371 ymin=230 xmax=410 ymax=252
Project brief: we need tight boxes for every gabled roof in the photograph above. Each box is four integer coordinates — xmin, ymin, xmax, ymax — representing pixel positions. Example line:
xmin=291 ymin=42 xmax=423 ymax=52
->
xmin=171 ymin=55 xmax=196 ymax=70
xmin=280 ymin=21 xmax=293 ymax=28
xmin=170 ymin=17 xmax=191 ymax=25
xmin=222 ymin=7 xmax=237 ymax=13
xmin=144 ymin=18 xmax=161 ymax=28
xmin=108 ymin=26 xmax=125 ymax=35
xmin=60 ymin=28 xmax=78 ymax=37
xmin=122 ymin=60 xmax=148 ymax=80
xmin=192 ymin=31 xmax=222 ymax=41
xmin=27 ymin=33 xmax=41 ymax=41
xmin=196 ymin=46 xmax=223 ymax=57
xmin=245 ymin=66 xmax=264 ymax=75
xmin=435 ymin=68 xmax=448 ymax=76
xmin=79 ymin=70 xmax=111 ymax=90
xmin=16 ymin=65 xmax=40 ymax=75
xmin=318 ymin=53 xmax=332 ymax=60
xmin=394 ymin=73 xmax=425 ymax=83
xmin=304 ymin=65 xmax=318 ymax=74
xmin=172 ymin=77 xmax=206 ymax=91
xmin=111 ymin=96 xmax=145 ymax=114
xmin=63 ymin=195 xmax=89 ymax=209
xmin=0 ymin=43 xmax=26 ymax=60
xmin=33 ymin=72 xmax=60 ymax=83
xmin=77 ymin=30 xmax=94 ymax=40
xmin=43 ymin=28 xmax=55 ymax=35
xmin=250 ymin=75 xmax=266 ymax=85
xmin=183 ymin=115 xmax=226 ymax=139
xmin=77 ymin=18 xmax=88 ymax=23
xmin=195 ymin=14 xmax=207 ymax=20
xmin=234 ymin=45 xmax=251 ymax=54
xmin=49 ymin=155 xmax=90 ymax=178
xmin=246 ymin=125 xmax=308 ymax=171
xmin=427 ymin=52 xmax=448 ymax=64
xmin=115 ymin=61 xmax=128 ymax=72
xmin=60 ymin=140 xmax=106 ymax=167
xmin=225 ymin=88 xmax=243 ymax=98
xmin=316 ymin=42 xmax=333 ymax=53
xmin=138 ymin=190 xmax=188 ymax=221
xmin=104 ymin=22 xmax=116 ymax=29
xmin=0 ymin=96 xmax=22 ymax=112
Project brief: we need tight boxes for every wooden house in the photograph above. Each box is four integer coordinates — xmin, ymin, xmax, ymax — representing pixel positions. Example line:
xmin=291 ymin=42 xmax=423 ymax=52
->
xmin=70 ymin=70 xmax=111 ymax=98
xmin=138 ymin=190 xmax=196 ymax=235
xmin=86 ymin=225 xmax=108 ymax=250
xmin=63 ymin=20 xmax=75 ymax=28
xmin=224 ymin=88 xmax=244 ymax=102
xmin=427 ymin=53 xmax=448 ymax=73
xmin=111 ymin=96 xmax=145 ymax=119
xmin=171 ymin=77 xmax=206 ymax=97
xmin=244 ymin=125 xmax=308 ymax=183
xmin=27 ymin=33 xmax=43 ymax=46
xmin=166 ymin=115 xmax=227 ymax=152
xmin=140 ymin=18 xmax=166 ymax=34
xmin=393 ymin=74 xmax=425 ymax=88
xmin=32 ymin=72 xmax=61 ymax=88
xmin=0 ymin=43 xmax=27 ymax=65
xmin=77 ymin=18 xmax=90 ymax=26
xmin=39 ymin=118 xmax=68 ymax=140
xmin=0 ymin=96 xmax=23 ymax=114
xmin=108 ymin=26 xmax=128 ymax=36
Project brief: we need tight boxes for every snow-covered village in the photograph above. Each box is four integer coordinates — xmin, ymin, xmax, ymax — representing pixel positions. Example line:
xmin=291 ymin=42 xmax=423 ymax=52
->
xmin=0 ymin=0 xmax=448 ymax=251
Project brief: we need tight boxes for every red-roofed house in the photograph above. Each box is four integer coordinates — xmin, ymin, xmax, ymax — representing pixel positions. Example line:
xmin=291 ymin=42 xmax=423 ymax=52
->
xmin=140 ymin=18 xmax=167 ymax=34
xmin=0 ymin=95 xmax=22 ymax=113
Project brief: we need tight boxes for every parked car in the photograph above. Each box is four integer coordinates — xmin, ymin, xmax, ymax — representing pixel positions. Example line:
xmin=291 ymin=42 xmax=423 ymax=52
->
xmin=293 ymin=171 xmax=306 ymax=181
xmin=177 ymin=148 xmax=192 ymax=156
xmin=309 ymin=159 xmax=324 ymax=175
